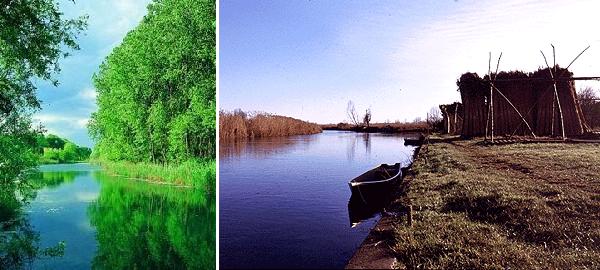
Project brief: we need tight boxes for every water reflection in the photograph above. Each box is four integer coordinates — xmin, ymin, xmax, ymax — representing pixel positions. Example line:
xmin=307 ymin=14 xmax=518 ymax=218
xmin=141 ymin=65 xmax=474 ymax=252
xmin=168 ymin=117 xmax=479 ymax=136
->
xmin=89 ymin=172 xmax=216 ymax=270
xmin=30 ymin=171 xmax=86 ymax=189
xmin=220 ymin=135 xmax=318 ymax=159
xmin=0 ymin=178 xmax=65 ymax=269
xmin=2 ymin=164 xmax=215 ymax=269
xmin=347 ymin=193 xmax=384 ymax=228
xmin=362 ymin=133 xmax=371 ymax=155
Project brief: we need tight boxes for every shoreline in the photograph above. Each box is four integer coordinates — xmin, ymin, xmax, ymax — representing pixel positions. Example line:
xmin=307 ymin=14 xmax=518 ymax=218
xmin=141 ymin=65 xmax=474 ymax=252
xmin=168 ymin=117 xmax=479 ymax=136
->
xmin=92 ymin=159 xmax=216 ymax=192
xmin=322 ymin=125 xmax=428 ymax=134
xmin=346 ymin=137 xmax=425 ymax=269
xmin=346 ymin=135 xmax=600 ymax=268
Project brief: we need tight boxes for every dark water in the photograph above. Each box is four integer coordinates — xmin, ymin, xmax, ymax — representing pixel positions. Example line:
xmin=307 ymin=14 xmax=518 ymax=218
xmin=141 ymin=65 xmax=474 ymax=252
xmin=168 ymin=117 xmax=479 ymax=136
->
xmin=0 ymin=163 xmax=215 ymax=270
xmin=220 ymin=131 xmax=416 ymax=269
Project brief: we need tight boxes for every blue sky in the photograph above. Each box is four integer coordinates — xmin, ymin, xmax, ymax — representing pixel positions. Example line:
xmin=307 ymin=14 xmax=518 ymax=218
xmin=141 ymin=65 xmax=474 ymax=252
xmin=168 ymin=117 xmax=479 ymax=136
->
xmin=220 ymin=0 xmax=600 ymax=124
xmin=33 ymin=0 xmax=151 ymax=147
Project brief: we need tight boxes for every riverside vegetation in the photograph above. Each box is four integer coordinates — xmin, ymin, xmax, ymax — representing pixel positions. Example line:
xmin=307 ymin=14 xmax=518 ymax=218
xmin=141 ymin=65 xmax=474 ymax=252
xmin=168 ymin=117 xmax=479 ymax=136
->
xmin=1 ymin=1 xmax=87 ymax=268
xmin=89 ymin=0 xmax=216 ymax=189
xmin=387 ymin=138 xmax=600 ymax=269
xmin=36 ymin=134 xmax=91 ymax=164
xmin=1 ymin=0 xmax=215 ymax=268
xmin=219 ymin=109 xmax=322 ymax=140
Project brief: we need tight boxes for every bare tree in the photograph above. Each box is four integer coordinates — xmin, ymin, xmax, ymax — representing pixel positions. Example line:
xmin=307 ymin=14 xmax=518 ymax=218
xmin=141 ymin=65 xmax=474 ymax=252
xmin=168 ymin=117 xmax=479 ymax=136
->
xmin=363 ymin=108 xmax=371 ymax=127
xmin=426 ymin=106 xmax=443 ymax=131
xmin=427 ymin=107 xmax=442 ymax=123
xmin=577 ymin=87 xmax=600 ymax=129
xmin=347 ymin=100 xmax=360 ymax=126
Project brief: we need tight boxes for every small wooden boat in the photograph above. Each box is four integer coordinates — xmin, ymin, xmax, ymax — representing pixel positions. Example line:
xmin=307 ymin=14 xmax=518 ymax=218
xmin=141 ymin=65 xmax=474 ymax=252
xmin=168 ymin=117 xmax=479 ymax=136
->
xmin=403 ymin=134 xmax=425 ymax=146
xmin=348 ymin=163 xmax=402 ymax=204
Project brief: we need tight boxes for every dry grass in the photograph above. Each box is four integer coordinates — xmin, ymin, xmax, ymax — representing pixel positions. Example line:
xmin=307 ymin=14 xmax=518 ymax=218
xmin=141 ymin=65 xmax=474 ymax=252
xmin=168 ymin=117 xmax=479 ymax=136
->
xmin=389 ymin=138 xmax=600 ymax=269
xmin=219 ymin=110 xmax=322 ymax=140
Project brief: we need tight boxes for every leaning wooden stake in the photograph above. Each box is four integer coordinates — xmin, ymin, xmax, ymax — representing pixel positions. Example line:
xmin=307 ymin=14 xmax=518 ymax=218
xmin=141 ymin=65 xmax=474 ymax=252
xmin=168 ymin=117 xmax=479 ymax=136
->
xmin=541 ymin=50 xmax=566 ymax=139
xmin=492 ymin=85 xmax=536 ymax=137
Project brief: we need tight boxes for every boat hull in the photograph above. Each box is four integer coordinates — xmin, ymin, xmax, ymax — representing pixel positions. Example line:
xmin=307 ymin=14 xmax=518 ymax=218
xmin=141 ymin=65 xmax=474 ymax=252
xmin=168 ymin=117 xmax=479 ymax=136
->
xmin=348 ymin=163 xmax=402 ymax=205
xmin=349 ymin=178 xmax=397 ymax=203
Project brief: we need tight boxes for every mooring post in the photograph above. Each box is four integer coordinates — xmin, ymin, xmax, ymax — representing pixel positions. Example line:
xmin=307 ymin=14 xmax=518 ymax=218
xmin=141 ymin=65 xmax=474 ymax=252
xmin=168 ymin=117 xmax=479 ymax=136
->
xmin=408 ymin=205 xmax=413 ymax=227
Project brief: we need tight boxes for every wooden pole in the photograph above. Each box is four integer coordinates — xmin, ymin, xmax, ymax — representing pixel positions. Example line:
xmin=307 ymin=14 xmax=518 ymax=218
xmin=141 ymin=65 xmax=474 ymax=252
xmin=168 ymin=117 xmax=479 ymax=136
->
xmin=488 ymin=52 xmax=494 ymax=142
xmin=551 ymin=45 xmax=556 ymax=136
xmin=541 ymin=50 xmax=565 ymax=139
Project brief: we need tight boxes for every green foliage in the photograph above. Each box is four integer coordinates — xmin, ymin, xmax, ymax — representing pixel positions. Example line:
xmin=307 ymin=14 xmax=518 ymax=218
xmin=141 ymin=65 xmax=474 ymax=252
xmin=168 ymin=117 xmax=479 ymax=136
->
xmin=90 ymin=0 xmax=216 ymax=164
xmin=97 ymin=159 xmax=215 ymax=190
xmin=38 ymin=134 xmax=91 ymax=164
xmin=0 ymin=0 xmax=86 ymax=183
xmin=0 ymin=131 xmax=38 ymax=184
xmin=45 ymin=135 xmax=66 ymax=150
xmin=88 ymin=174 xmax=215 ymax=269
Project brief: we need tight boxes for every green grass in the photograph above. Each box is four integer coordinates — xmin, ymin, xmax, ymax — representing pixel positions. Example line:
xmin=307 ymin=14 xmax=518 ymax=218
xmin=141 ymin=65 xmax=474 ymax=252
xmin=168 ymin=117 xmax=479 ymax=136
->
xmin=94 ymin=159 xmax=215 ymax=192
xmin=388 ymin=138 xmax=600 ymax=269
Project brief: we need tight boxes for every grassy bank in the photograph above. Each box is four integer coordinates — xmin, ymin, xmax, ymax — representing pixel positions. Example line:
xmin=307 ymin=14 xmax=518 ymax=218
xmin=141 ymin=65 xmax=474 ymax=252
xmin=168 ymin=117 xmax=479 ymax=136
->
xmin=95 ymin=159 xmax=216 ymax=192
xmin=219 ymin=110 xmax=322 ymax=140
xmin=387 ymin=137 xmax=600 ymax=269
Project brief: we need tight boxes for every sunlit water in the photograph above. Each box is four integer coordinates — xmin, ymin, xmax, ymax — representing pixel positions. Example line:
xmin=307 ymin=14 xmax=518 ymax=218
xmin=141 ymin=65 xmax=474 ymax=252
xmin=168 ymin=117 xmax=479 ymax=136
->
xmin=16 ymin=163 xmax=215 ymax=269
xmin=220 ymin=130 xmax=416 ymax=269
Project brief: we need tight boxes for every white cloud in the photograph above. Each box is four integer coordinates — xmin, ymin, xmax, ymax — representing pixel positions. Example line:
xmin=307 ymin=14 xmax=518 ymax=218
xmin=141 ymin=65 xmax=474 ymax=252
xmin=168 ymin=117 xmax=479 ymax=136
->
xmin=329 ymin=0 xmax=600 ymax=122
xmin=33 ymin=114 xmax=90 ymax=132
xmin=78 ymin=86 xmax=97 ymax=101
xmin=93 ymin=0 xmax=150 ymax=41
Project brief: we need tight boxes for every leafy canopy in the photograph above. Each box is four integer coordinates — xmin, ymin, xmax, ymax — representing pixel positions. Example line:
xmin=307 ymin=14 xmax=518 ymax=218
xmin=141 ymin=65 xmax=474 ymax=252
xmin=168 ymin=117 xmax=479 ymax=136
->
xmin=90 ymin=0 xmax=215 ymax=163
xmin=0 ymin=0 xmax=87 ymax=182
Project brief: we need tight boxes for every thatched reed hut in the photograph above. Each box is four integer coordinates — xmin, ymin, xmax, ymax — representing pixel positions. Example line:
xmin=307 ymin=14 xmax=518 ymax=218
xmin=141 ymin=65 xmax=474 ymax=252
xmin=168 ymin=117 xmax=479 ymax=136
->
xmin=440 ymin=102 xmax=463 ymax=135
xmin=457 ymin=66 xmax=588 ymax=137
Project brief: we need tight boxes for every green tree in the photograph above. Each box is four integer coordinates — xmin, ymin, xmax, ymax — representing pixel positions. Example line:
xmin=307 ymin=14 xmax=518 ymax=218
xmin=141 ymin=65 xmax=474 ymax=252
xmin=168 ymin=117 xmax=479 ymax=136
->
xmin=45 ymin=134 xmax=66 ymax=149
xmin=89 ymin=0 xmax=216 ymax=164
xmin=0 ymin=0 xmax=87 ymax=182
xmin=61 ymin=142 xmax=77 ymax=163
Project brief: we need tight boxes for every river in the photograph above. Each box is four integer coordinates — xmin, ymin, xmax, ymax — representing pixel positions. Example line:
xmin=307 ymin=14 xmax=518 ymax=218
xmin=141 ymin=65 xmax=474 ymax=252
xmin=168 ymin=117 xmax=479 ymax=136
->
xmin=1 ymin=163 xmax=215 ymax=269
xmin=219 ymin=130 xmax=416 ymax=269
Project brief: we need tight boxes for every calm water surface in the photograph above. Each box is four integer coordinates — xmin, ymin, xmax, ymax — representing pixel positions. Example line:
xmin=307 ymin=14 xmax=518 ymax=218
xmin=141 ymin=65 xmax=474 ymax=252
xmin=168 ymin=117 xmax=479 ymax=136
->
xmin=220 ymin=131 xmax=416 ymax=269
xmin=3 ymin=163 xmax=215 ymax=269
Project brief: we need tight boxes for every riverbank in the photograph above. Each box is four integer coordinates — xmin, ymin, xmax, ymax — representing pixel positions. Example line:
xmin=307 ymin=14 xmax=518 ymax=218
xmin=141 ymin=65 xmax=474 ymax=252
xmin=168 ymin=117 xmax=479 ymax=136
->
xmin=95 ymin=160 xmax=216 ymax=192
xmin=348 ymin=136 xmax=600 ymax=268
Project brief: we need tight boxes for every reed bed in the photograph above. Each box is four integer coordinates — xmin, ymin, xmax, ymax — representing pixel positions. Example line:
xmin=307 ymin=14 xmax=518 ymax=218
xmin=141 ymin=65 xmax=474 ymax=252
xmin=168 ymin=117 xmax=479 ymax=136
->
xmin=219 ymin=110 xmax=322 ymax=140
xmin=96 ymin=159 xmax=216 ymax=191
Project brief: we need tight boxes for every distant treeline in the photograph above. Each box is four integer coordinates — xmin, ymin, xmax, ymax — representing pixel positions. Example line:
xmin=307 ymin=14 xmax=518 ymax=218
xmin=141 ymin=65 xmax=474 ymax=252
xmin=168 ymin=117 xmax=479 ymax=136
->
xmin=220 ymin=110 xmax=322 ymax=140
xmin=36 ymin=134 xmax=92 ymax=164
xmin=321 ymin=122 xmax=430 ymax=133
